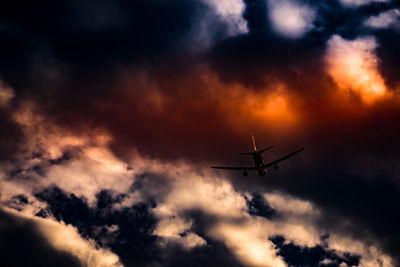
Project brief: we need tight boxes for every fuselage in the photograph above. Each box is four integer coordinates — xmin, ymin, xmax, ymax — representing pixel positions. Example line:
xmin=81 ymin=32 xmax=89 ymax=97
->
xmin=252 ymin=152 xmax=266 ymax=176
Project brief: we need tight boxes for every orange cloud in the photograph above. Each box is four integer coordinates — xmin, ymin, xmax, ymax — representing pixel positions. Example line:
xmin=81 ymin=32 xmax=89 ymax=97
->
xmin=199 ymin=71 xmax=300 ymax=133
xmin=118 ymin=68 xmax=300 ymax=140
xmin=325 ymin=35 xmax=388 ymax=104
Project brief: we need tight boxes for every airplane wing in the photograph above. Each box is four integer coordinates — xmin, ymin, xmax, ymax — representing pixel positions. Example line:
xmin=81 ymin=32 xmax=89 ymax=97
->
xmin=263 ymin=147 xmax=304 ymax=168
xmin=211 ymin=166 xmax=257 ymax=170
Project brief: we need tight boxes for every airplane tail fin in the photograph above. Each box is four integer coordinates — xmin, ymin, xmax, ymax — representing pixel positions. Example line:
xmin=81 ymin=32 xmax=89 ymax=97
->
xmin=251 ymin=134 xmax=257 ymax=151
xmin=238 ymin=135 xmax=273 ymax=155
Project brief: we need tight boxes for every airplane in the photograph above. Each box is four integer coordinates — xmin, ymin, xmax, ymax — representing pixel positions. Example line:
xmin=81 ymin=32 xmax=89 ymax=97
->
xmin=211 ymin=135 xmax=304 ymax=177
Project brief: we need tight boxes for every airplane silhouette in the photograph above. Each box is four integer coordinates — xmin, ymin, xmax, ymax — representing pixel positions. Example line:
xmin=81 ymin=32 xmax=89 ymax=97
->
xmin=211 ymin=135 xmax=304 ymax=177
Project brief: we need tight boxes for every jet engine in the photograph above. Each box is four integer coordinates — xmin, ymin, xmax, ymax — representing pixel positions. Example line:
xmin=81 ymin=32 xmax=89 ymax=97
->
xmin=242 ymin=170 xmax=248 ymax=177
xmin=258 ymin=169 xmax=266 ymax=177
xmin=274 ymin=164 xmax=279 ymax=170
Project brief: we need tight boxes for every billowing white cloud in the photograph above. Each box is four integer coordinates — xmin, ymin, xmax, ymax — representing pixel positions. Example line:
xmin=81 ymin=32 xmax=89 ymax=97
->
xmin=328 ymin=235 xmax=394 ymax=266
xmin=364 ymin=9 xmax=400 ymax=29
xmin=267 ymin=0 xmax=315 ymax=38
xmin=3 ymin=103 xmax=135 ymax=206
xmin=204 ymin=0 xmax=248 ymax=35
xmin=155 ymin=216 xmax=206 ymax=249
xmin=151 ymin=169 xmax=288 ymax=266
xmin=0 ymin=97 xmax=395 ymax=267
xmin=210 ymin=219 xmax=287 ymax=267
xmin=190 ymin=0 xmax=248 ymax=49
xmin=339 ymin=0 xmax=389 ymax=8
xmin=3 ymin=207 xmax=122 ymax=267
xmin=264 ymin=192 xmax=318 ymax=218
xmin=149 ymin=166 xmax=393 ymax=266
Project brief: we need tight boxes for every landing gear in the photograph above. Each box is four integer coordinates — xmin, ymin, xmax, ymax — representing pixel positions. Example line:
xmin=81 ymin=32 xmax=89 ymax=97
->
xmin=258 ymin=170 xmax=266 ymax=177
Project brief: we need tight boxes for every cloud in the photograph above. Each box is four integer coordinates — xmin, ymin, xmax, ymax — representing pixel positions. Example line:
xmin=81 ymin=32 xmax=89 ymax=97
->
xmin=0 ymin=81 xmax=23 ymax=161
xmin=1 ymin=102 xmax=135 ymax=206
xmin=1 ymin=1 xmax=400 ymax=266
xmin=327 ymin=235 xmax=395 ymax=266
xmin=155 ymin=216 xmax=207 ymax=250
xmin=325 ymin=35 xmax=388 ymax=103
xmin=0 ymin=207 xmax=121 ymax=267
xmin=1 ymin=61 xmax=400 ymax=265
xmin=264 ymin=192 xmax=317 ymax=218
xmin=267 ymin=0 xmax=315 ymax=38
xmin=149 ymin=168 xmax=314 ymax=266
xmin=202 ymin=72 xmax=299 ymax=132
xmin=143 ymin=163 xmax=393 ymax=266
xmin=339 ymin=0 xmax=389 ymax=8
xmin=270 ymin=235 xmax=361 ymax=267
xmin=340 ymin=0 xmax=390 ymax=7
xmin=34 ymin=187 xmax=157 ymax=266
xmin=364 ymin=9 xmax=400 ymax=29
xmin=0 ymin=80 xmax=14 ymax=108
xmin=210 ymin=220 xmax=286 ymax=267
xmin=0 ymin=98 xmax=396 ymax=266
xmin=204 ymin=0 xmax=248 ymax=35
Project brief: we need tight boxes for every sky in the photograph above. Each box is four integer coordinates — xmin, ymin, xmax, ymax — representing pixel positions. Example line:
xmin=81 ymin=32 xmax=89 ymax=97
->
xmin=1 ymin=0 xmax=400 ymax=266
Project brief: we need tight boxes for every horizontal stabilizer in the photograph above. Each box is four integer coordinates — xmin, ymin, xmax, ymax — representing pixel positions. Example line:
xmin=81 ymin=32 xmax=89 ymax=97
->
xmin=238 ymin=145 xmax=274 ymax=155
xmin=258 ymin=145 xmax=274 ymax=154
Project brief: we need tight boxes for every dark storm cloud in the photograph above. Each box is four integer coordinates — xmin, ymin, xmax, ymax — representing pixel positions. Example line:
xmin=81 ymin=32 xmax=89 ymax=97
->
xmin=229 ymin=157 xmax=400 ymax=265
xmin=152 ymin=209 xmax=245 ymax=266
xmin=8 ymin=0 xmax=389 ymax=93
xmin=7 ymin=150 xmax=73 ymax=181
xmin=208 ymin=0 xmax=325 ymax=88
xmin=294 ymin=171 xmax=400 ymax=265
xmin=34 ymin=186 xmax=247 ymax=267
xmin=0 ymin=208 xmax=82 ymax=267
xmin=376 ymin=30 xmax=400 ymax=87
xmin=0 ymin=0 xmax=397 ymax=102
xmin=0 ymin=0 xmax=398 ymax=161
xmin=35 ymin=187 xmax=157 ymax=266
xmin=2 ymin=0 xmax=400 ymax=266
xmin=0 ymin=0 xmax=224 ymax=119
xmin=174 ymin=209 xmax=246 ymax=267
xmin=207 ymin=0 xmax=397 ymax=88
xmin=0 ymin=109 xmax=23 ymax=161
xmin=160 ymin=242 xmax=245 ymax=267
xmin=270 ymin=235 xmax=361 ymax=267
xmin=130 ymin=172 xmax=173 ymax=205
xmin=245 ymin=193 xmax=276 ymax=219
xmin=0 ymin=0 xmax=202 ymax=65
xmin=0 ymin=0 xmax=234 ymax=162
xmin=219 ymin=97 xmax=400 ymax=264
xmin=4 ymin=194 xmax=29 ymax=212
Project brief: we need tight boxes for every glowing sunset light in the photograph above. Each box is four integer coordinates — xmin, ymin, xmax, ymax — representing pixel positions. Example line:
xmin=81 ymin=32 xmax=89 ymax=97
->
xmin=202 ymin=71 xmax=298 ymax=131
xmin=244 ymin=89 xmax=297 ymax=128
xmin=325 ymin=35 xmax=387 ymax=103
